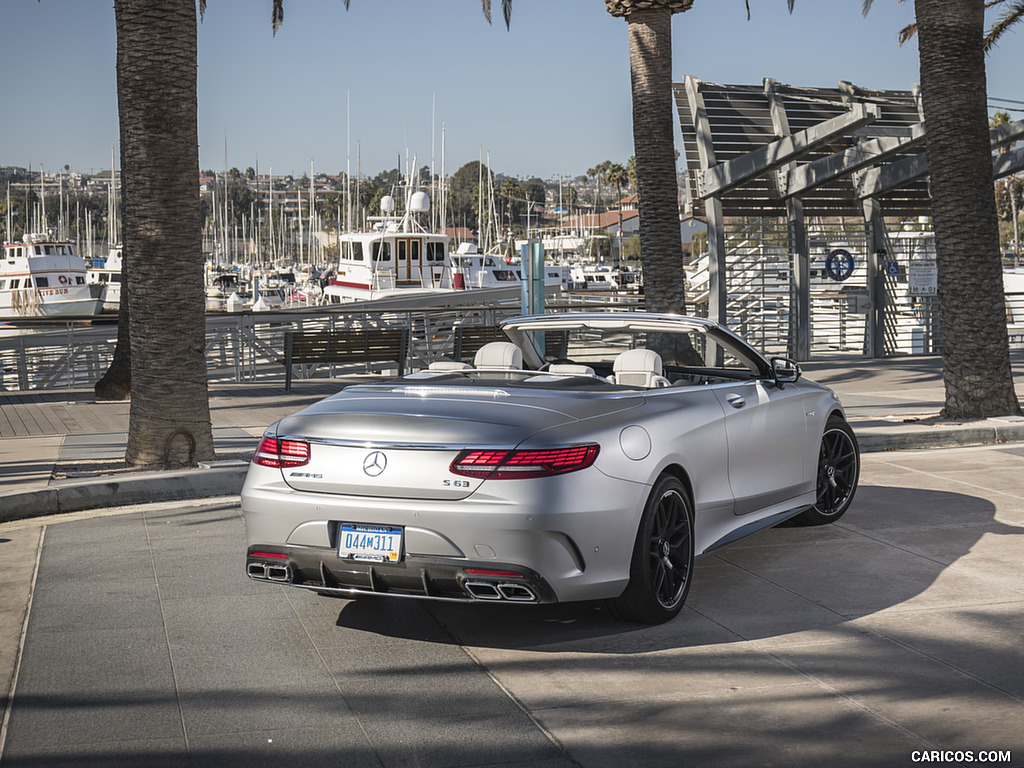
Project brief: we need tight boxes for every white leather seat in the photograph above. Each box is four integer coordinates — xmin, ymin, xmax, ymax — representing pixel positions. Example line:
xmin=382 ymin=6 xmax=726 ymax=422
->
xmin=473 ymin=341 xmax=523 ymax=370
xmin=612 ymin=348 xmax=670 ymax=388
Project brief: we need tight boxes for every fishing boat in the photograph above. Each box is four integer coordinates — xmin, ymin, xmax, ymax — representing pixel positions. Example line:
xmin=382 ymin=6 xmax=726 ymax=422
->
xmin=321 ymin=192 xmax=457 ymax=305
xmin=86 ymin=246 xmax=122 ymax=313
xmin=449 ymin=242 xmax=570 ymax=291
xmin=1 ymin=234 xmax=102 ymax=319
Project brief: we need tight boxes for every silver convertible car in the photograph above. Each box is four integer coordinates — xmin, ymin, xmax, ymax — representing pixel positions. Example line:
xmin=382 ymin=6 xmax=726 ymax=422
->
xmin=242 ymin=312 xmax=859 ymax=623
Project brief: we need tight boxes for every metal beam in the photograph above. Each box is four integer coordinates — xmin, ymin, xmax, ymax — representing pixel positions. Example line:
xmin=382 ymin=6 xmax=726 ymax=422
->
xmin=993 ymin=145 xmax=1024 ymax=179
xmin=784 ymin=123 xmax=925 ymax=197
xmin=702 ymin=103 xmax=879 ymax=197
xmin=855 ymin=119 xmax=1024 ymax=198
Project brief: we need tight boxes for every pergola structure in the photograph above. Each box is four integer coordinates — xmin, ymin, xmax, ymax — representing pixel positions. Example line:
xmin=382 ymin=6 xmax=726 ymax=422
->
xmin=674 ymin=76 xmax=1024 ymax=358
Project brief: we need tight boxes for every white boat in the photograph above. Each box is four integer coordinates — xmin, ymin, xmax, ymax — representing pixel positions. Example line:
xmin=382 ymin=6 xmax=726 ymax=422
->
xmin=1 ymin=234 xmax=102 ymax=319
xmin=322 ymin=192 xmax=457 ymax=305
xmin=568 ymin=263 xmax=643 ymax=293
xmin=86 ymin=246 xmax=122 ymax=313
xmin=449 ymin=242 xmax=569 ymax=291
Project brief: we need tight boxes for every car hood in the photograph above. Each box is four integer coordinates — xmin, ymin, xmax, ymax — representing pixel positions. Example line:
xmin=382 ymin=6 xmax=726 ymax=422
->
xmin=272 ymin=382 xmax=643 ymax=446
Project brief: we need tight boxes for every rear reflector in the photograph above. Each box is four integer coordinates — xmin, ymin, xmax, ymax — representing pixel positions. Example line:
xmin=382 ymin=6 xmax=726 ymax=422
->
xmin=253 ymin=436 xmax=310 ymax=468
xmin=465 ymin=568 xmax=524 ymax=578
xmin=450 ymin=444 xmax=599 ymax=480
xmin=250 ymin=551 xmax=288 ymax=560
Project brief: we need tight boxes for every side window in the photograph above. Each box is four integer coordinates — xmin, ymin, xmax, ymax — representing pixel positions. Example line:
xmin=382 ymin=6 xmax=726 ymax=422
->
xmin=351 ymin=242 xmax=364 ymax=261
xmin=372 ymin=242 xmax=392 ymax=262
xmin=36 ymin=277 xmax=50 ymax=288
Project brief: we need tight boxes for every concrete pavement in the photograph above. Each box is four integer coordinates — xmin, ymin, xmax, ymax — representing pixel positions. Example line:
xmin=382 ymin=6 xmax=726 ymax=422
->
xmin=1 ymin=445 xmax=1023 ymax=766
xmin=1 ymin=353 xmax=1024 ymax=766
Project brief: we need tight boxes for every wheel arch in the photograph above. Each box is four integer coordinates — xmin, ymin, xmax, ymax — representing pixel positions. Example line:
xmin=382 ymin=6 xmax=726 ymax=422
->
xmin=658 ymin=462 xmax=694 ymax=507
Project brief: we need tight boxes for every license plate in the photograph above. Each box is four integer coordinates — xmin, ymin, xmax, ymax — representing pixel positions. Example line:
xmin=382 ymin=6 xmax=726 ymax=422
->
xmin=339 ymin=524 xmax=403 ymax=563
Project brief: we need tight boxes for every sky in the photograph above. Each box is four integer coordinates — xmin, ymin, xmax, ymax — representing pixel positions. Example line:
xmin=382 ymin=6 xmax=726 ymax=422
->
xmin=4 ymin=1 xmax=1024 ymax=182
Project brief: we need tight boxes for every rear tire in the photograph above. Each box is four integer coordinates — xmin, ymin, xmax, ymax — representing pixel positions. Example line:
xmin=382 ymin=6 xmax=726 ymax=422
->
xmin=793 ymin=416 xmax=859 ymax=526
xmin=607 ymin=474 xmax=694 ymax=624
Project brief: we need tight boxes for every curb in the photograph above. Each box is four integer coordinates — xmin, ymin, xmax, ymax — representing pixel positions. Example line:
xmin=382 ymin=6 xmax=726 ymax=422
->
xmin=0 ymin=465 xmax=247 ymax=524
xmin=856 ymin=421 xmax=1024 ymax=453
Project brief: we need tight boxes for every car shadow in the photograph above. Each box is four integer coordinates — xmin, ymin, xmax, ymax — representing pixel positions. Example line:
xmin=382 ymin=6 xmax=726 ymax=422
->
xmin=332 ymin=484 xmax=1024 ymax=654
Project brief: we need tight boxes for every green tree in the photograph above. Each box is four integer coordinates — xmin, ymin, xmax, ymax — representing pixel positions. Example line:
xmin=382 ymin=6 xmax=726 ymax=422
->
xmin=448 ymin=160 xmax=490 ymax=236
xmin=856 ymin=0 xmax=1020 ymax=418
xmin=991 ymin=110 xmax=1020 ymax=261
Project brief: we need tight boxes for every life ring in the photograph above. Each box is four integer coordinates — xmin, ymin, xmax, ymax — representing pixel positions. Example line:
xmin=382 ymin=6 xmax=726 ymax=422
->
xmin=825 ymin=249 xmax=855 ymax=281
xmin=59 ymin=274 xmax=69 ymax=285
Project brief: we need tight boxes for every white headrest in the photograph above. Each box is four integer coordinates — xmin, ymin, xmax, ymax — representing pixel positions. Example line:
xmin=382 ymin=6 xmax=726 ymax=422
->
xmin=473 ymin=341 xmax=523 ymax=370
xmin=613 ymin=348 xmax=663 ymax=375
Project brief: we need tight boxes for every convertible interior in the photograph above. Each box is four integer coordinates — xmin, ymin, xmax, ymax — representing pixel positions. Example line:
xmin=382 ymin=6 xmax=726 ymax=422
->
xmin=410 ymin=336 xmax=763 ymax=392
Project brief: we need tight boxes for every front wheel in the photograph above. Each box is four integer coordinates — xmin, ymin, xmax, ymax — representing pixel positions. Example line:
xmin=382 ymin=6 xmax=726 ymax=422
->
xmin=607 ymin=474 xmax=694 ymax=624
xmin=793 ymin=416 xmax=859 ymax=526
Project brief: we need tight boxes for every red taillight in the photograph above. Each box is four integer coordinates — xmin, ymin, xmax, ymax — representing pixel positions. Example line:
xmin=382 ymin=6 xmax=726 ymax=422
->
xmin=253 ymin=436 xmax=310 ymax=468
xmin=250 ymin=551 xmax=288 ymax=560
xmin=450 ymin=444 xmax=599 ymax=480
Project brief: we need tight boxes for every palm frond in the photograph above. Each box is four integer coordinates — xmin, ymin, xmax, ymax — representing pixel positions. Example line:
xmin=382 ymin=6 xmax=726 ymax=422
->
xmin=481 ymin=0 xmax=512 ymax=29
xmin=986 ymin=1 xmax=1024 ymax=51
xmin=272 ymin=0 xmax=283 ymax=36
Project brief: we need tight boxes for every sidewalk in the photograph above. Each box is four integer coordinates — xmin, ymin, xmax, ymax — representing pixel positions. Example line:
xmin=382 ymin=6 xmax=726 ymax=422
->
xmin=1 ymin=352 xmax=1024 ymax=522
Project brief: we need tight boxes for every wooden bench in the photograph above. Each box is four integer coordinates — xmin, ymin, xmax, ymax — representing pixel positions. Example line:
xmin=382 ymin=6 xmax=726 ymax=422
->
xmin=284 ymin=327 xmax=408 ymax=391
xmin=452 ymin=324 xmax=504 ymax=363
xmin=449 ymin=324 xmax=568 ymax=365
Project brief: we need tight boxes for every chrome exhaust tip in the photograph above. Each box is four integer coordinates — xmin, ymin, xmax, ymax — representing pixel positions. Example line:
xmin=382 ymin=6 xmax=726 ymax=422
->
xmin=247 ymin=562 xmax=267 ymax=579
xmin=266 ymin=564 xmax=290 ymax=582
xmin=497 ymin=583 xmax=537 ymax=602
xmin=464 ymin=581 xmax=503 ymax=600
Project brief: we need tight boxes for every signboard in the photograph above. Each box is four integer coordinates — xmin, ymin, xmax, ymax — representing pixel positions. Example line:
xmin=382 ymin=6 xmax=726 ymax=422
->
xmin=908 ymin=259 xmax=938 ymax=296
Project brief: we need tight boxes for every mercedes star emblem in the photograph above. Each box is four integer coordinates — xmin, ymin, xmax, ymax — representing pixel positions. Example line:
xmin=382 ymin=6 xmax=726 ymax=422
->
xmin=363 ymin=451 xmax=387 ymax=477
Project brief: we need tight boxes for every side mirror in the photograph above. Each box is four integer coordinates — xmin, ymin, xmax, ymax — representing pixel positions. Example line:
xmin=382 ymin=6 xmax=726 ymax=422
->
xmin=770 ymin=357 xmax=801 ymax=388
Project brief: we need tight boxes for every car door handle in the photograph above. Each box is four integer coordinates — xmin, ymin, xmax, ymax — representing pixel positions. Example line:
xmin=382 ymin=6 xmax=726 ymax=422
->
xmin=725 ymin=393 xmax=746 ymax=409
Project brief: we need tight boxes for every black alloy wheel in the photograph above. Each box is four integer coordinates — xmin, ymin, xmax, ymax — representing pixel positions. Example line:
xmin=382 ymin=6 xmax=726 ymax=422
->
xmin=794 ymin=416 xmax=860 ymax=526
xmin=608 ymin=474 xmax=694 ymax=624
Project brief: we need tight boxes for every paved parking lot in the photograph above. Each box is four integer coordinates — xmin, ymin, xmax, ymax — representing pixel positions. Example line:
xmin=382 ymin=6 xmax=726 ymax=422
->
xmin=2 ymin=444 xmax=1022 ymax=767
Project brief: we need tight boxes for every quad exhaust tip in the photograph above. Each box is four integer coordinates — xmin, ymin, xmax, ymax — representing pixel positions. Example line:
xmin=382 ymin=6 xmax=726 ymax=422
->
xmin=464 ymin=580 xmax=537 ymax=602
xmin=248 ymin=562 xmax=291 ymax=582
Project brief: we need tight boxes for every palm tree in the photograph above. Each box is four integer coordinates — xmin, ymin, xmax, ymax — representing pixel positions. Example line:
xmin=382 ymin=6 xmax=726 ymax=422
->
xmin=604 ymin=1 xmax=693 ymax=320
xmin=605 ymin=162 xmax=629 ymax=267
xmin=991 ymin=110 xmax=1020 ymax=264
xmin=858 ymin=0 xmax=1020 ymax=418
xmin=111 ymin=0 xmax=215 ymax=466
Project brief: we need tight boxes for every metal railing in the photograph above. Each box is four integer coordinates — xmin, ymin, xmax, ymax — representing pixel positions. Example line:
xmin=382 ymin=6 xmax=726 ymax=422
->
xmin=0 ymin=304 xmax=518 ymax=392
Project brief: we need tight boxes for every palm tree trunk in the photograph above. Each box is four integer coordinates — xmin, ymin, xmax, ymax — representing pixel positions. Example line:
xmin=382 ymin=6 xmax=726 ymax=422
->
xmin=115 ymin=0 xmax=216 ymax=466
xmin=915 ymin=0 xmax=1020 ymax=418
xmin=624 ymin=8 xmax=686 ymax=316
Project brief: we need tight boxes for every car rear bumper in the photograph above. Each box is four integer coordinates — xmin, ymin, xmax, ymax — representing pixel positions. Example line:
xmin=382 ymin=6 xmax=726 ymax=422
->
xmin=246 ymin=544 xmax=559 ymax=604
